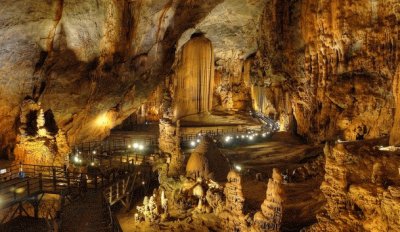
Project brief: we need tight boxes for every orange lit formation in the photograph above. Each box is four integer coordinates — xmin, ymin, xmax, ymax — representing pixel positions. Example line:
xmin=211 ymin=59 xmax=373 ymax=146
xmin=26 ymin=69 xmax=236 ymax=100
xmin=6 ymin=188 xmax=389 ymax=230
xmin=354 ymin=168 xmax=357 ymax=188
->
xmin=0 ymin=0 xmax=399 ymax=231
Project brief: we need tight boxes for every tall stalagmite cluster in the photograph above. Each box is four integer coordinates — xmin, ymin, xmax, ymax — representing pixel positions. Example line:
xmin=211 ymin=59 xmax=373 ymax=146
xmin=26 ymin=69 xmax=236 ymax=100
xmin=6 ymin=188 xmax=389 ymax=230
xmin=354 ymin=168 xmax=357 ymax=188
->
xmin=173 ymin=34 xmax=214 ymax=119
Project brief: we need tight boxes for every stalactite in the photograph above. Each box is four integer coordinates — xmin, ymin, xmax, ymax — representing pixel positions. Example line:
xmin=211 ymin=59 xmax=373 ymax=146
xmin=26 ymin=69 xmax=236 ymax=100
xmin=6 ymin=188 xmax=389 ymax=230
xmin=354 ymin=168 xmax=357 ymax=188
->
xmin=173 ymin=34 xmax=214 ymax=119
xmin=390 ymin=66 xmax=400 ymax=146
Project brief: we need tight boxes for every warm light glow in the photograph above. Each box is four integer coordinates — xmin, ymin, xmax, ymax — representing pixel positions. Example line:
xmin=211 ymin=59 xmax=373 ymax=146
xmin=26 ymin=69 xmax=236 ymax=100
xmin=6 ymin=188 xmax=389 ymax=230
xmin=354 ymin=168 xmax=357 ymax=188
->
xmin=196 ymin=139 xmax=201 ymax=143
xmin=133 ymin=143 xmax=139 ymax=149
xmin=234 ymin=164 xmax=242 ymax=172
xmin=138 ymin=144 xmax=144 ymax=151
xmin=92 ymin=150 xmax=96 ymax=155
xmin=224 ymin=136 xmax=233 ymax=143
xmin=95 ymin=113 xmax=111 ymax=127
xmin=190 ymin=141 xmax=196 ymax=147
xmin=15 ymin=187 xmax=25 ymax=194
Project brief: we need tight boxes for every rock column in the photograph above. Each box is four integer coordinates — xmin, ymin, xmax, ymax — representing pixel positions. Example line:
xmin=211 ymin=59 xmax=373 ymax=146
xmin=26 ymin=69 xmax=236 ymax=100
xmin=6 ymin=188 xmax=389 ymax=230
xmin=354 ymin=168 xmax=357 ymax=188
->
xmin=173 ymin=34 xmax=214 ymax=119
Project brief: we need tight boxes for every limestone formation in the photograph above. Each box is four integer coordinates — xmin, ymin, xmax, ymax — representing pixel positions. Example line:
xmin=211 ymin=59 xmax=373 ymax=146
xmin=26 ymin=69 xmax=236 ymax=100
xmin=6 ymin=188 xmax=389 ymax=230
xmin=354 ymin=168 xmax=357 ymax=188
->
xmin=186 ymin=136 xmax=230 ymax=182
xmin=220 ymin=170 xmax=248 ymax=231
xmin=14 ymin=99 xmax=69 ymax=166
xmin=255 ymin=0 xmax=399 ymax=142
xmin=253 ymin=168 xmax=285 ymax=232
xmin=0 ymin=0 xmax=235 ymax=152
xmin=136 ymin=194 xmax=160 ymax=224
xmin=186 ymin=151 xmax=210 ymax=180
xmin=306 ymin=142 xmax=400 ymax=231
xmin=173 ymin=34 xmax=214 ymax=119
xmin=158 ymin=119 xmax=183 ymax=176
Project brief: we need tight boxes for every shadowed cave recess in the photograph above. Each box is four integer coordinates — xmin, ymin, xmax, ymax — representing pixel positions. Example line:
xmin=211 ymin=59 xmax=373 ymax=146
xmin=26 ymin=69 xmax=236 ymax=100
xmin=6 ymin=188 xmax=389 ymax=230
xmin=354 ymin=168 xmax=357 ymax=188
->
xmin=0 ymin=0 xmax=399 ymax=232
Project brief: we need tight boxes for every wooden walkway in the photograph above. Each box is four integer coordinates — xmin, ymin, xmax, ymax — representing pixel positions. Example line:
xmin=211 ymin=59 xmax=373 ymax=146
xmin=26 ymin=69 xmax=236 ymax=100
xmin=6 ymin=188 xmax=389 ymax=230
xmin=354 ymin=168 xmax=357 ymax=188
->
xmin=0 ymin=157 xmax=154 ymax=231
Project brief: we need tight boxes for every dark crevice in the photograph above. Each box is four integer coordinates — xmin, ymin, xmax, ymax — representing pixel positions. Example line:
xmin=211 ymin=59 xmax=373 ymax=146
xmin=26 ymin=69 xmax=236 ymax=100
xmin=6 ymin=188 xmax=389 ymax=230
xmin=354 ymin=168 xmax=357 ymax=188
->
xmin=34 ymin=51 xmax=49 ymax=73
xmin=26 ymin=110 xmax=38 ymax=136
xmin=44 ymin=109 xmax=59 ymax=135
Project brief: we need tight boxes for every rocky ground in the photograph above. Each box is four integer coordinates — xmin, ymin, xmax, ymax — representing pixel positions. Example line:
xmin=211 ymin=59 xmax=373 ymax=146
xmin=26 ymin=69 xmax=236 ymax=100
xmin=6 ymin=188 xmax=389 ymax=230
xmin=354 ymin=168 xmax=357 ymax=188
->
xmin=117 ymin=132 xmax=326 ymax=232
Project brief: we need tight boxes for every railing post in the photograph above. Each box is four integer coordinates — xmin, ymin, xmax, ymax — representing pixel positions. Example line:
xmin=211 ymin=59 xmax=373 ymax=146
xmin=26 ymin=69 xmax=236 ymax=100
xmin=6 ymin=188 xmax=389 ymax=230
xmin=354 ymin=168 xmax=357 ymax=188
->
xmin=67 ymin=170 xmax=70 ymax=188
xmin=116 ymin=182 xmax=119 ymax=199
xmin=27 ymin=179 xmax=30 ymax=196
xmin=13 ymin=184 xmax=17 ymax=200
xmin=53 ymin=168 xmax=57 ymax=192
xmin=39 ymin=173 xmax=43 ymax=191
xmin=109 ymin=186 xmax=112 ymax=203
xmin=126 ymin=154 xmax=129 ymax=170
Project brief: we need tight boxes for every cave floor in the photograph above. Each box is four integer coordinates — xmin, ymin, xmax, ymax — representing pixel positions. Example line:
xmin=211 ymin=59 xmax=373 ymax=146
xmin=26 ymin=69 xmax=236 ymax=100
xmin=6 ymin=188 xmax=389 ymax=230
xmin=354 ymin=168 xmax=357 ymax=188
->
xmin=118 ymin=132 xmax=325 ymax=231
xmin=179 ymin=111 xmax=260 ymax=127
xmin=221 ymin=132 xmax=325 ymax=231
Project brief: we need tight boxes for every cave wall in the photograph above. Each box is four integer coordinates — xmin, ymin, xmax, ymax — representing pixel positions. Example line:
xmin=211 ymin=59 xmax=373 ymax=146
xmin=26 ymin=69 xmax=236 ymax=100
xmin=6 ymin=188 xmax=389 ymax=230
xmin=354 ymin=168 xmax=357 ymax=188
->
xmin=256 ymin=0 xmax=400 ymax=142
xmin=0 ymin=0 xmax=229 ymax=157
xmin=306 ymin=142 xmax=400 ymax=231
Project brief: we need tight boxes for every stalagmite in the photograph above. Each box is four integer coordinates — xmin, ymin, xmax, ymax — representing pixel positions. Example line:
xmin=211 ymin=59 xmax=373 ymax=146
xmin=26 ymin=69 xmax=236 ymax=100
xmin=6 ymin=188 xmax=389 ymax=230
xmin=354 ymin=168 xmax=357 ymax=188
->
xmin=185 ymin=136 xmax=230 ymax=182
xmin=37 ymin=108 xmax=47 ymax=137
xmin=253 ymin=168 xmax=285 ymax=231
xmin=173 ymin=34 xmax=214 ymax=119
xmin=220 ymin=170 xmax=248 ymax=231
xmin=158 ymin=119 xmax=183 ymax=176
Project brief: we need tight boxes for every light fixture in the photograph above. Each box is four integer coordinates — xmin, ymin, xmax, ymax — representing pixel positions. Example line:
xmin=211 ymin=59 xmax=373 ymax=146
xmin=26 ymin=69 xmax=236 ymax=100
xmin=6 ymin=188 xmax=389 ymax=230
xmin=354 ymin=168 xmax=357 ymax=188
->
xmin=190 ymin=141 xmax=196 ymax=147
xmin=138 ymin=144 xmax=144 ymax=151
xmin=128 ymin=144 xmax=131 ymax=148
xmin=234 ymin=164 xmax=242 ymax=172
xmin=196 ymin=139 xmax=200 ymax=143
xmin=90 ymin=162 xmax=95 ymax=166
xmin=133 ymin=143 xmax=139 ymax=149
xmin=92 ymin=150 xmax=96 ymax=155
xmin=249 ymin=135 xmax=254 ymax=140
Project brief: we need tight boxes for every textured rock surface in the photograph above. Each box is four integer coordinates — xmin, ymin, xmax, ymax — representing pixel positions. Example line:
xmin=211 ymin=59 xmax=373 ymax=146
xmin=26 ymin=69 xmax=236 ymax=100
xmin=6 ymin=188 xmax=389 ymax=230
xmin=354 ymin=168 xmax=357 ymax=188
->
xmin=254 ymin=0 xmax=400 ymax=142
xmin=158 ymin=119 xmax=183 ymax=176
xmin=186 ymin=136 xmax=230 ymax=182
xmin=0 ymin=0 xmax=268 ymax=157
xmin=253 ymin=168 xmax=284 ymax=231
xmin=173 ymin=35 xmax=214 ymax=119
xmin=306 ymin=141 xmax=400 ymax=231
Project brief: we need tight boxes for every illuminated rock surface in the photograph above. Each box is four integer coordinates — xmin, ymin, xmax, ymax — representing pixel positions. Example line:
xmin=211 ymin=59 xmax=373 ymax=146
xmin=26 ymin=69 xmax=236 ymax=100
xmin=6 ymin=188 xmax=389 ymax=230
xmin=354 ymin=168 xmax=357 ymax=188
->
xmin=0 ymin=0 xmax=400 ymax=231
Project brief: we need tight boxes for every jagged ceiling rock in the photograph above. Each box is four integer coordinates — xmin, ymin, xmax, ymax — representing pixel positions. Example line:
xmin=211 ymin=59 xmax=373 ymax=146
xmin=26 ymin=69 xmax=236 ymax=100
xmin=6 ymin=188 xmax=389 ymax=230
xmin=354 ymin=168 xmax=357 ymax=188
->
xmin=177 ymin=0 xmax=266 ymax=61
xmin=0 ymin=0 xmax=266 ymax=150
xmin=0 ymin=0 xmax=227 ymax=148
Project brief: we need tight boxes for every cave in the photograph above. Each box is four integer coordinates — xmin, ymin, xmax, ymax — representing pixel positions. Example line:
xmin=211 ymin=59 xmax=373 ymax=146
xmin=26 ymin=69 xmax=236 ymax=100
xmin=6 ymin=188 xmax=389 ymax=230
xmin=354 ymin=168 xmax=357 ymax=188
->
xmin=0 ymin=1 xmax=400 ymax=232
